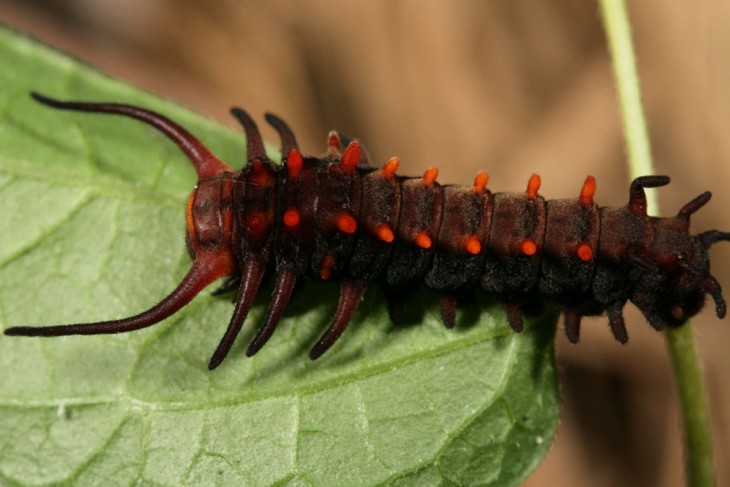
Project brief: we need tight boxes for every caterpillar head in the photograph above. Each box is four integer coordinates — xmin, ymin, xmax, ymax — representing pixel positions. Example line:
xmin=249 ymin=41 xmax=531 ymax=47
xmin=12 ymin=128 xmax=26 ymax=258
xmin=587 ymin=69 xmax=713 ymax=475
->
xmin=631 ymin=192 xmax=729 ymax=329
xmin=184 ymin=176 xmax=236 ymax=262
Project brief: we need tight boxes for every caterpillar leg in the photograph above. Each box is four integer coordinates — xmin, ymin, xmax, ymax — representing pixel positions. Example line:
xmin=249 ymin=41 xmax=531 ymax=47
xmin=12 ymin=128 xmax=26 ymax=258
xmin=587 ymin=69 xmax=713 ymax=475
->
xmin=385 ymin=288 xmax=417 ymax=325
xmin=438 ymin=294 xmax=458 ymax=329
xmin=563 ymin=308 xmax=582 ymax=343
xmin=503 ymin=302 xmax=524 ymax=333
xmin=607 ymin=303 xmax=629 ymax=344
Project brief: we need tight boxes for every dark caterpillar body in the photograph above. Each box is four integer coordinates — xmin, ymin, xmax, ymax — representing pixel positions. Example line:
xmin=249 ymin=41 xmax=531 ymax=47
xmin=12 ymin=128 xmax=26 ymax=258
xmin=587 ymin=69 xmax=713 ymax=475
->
xmin=5 ymin=93 xmax=730 ymax=369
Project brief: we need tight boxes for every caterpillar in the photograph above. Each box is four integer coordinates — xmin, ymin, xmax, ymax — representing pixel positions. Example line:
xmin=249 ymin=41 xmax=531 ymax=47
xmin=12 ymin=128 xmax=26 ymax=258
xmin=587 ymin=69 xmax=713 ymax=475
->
xmin=5 ymin=93 xmax=729 ymax=370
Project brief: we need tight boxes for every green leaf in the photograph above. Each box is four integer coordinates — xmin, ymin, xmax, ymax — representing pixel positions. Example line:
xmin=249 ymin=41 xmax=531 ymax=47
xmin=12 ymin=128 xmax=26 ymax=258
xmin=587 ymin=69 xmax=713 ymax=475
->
xmin=0 ymin=26 xmax=558 ymax=486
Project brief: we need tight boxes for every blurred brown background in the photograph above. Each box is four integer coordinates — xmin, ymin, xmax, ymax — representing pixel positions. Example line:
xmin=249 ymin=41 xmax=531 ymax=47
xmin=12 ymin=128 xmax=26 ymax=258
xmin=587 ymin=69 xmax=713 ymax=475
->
xmin=1 ymin=1 xmax=729 ymax=486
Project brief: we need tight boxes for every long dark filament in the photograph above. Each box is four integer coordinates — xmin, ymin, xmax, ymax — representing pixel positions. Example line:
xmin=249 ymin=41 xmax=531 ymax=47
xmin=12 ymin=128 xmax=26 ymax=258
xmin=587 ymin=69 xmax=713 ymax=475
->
xmin=628 ymin=175 xmax=670 ymax=215
xmin=230 ymin=107 xmax=266 ymax=161
xmin=4 ymin=256 xmax=230 ymax=337
xmin=700 ymin=276 xmax=727 ymax=319
xmin=309 ymin=281 xmax=366 ymax=359
xmin=264 ymin=113 xmax=299 ymax=156
xmin=247 ymin=266 xmax=297 ymax=357
xmin=208 ymin=259 xmax=265 ymax=370
xmin=698 ymin=230 xmax=730 ymax=250
xmin=677 ymin=192 xmax=712 ymax=220
xmin=31 ymin=93 xmax=232 ymax=180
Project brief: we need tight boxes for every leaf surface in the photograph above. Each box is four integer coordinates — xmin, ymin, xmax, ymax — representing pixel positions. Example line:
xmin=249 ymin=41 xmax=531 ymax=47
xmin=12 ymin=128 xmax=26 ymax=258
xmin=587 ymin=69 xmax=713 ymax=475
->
xmin=0 ymin=26 xmax=558 ymax=487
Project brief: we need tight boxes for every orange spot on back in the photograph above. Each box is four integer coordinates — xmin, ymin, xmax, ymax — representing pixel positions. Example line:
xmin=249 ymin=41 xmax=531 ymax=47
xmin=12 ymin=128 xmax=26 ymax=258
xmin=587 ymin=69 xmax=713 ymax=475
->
xmin=521 ymin=239 xmax=537 ymax=256
xmin=283 ymin=208 xmax=300 ymax=227
xmin=526 ymin=174 xmax=541 ymax=199
xmin=422 ymin=167 xmax=439 ymax=185
xmin=415 ymin=231 xmax=432 ymax=249
xmin=577 ymin=243 xmax=593 ymax=261
xmin=246 ymin=212 xmax=266 ymax=233
xmin=376 ymin=224 xmax=394 ymax=243
xmin=580 ymin=175 xmax=596 ymax=205
xmin=340 ymin=141 xmax=360 ymax=173
xmin=287 ymin=149 xmax=303 ymax=178
xmin=465 ymin=235 xmax=481 ymax=255
xmin=382 ymin=157 xmax=400 ymax=180
xmin=473 ymin=171 xmax=489 ymax=194
xmin=336 ymin=213 xmax=358 ymax=234
xmin=251 ymin=161 xmax=270 ymax=186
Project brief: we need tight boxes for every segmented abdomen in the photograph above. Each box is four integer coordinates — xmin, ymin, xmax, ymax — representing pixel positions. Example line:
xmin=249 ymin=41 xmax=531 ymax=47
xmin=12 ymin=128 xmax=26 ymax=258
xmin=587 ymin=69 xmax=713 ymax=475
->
xmin=6 ymin=94 xmax=728 ymax=371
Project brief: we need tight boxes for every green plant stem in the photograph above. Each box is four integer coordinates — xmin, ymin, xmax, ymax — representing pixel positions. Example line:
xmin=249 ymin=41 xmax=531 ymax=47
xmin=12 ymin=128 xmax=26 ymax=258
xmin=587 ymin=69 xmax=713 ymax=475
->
xmin=599 ymin=0 xmax=654 ymax=190
xmin=666 ymin=326 xmax=716 ymax=487
xmin=599 ymin=1 xmax=715 ymax=486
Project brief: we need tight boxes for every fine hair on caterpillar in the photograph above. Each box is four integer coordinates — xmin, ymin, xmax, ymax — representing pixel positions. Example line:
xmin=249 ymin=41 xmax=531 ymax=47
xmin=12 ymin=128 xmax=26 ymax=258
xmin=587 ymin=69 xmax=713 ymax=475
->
xmin=5 ymin=92 xmax=729 ymax=370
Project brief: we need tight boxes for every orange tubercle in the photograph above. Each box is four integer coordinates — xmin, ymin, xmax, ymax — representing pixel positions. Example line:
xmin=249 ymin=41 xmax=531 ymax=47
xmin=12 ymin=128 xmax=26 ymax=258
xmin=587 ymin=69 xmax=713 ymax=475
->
xmin=521 ymin=239 xmax=537 ymax=256
xmin=283 ymin=208 xmax=300 ymax=228
xmin=382 ymin=157 xmax=400 ymax=180
xmin=327 ymin=131 xmax=342 ymax=158
xmin=376 ymin=224 xmax=394 ymax=243
xmin=577 ymin=243 xmax=593 ymax=261
xmin=526 ymin=174 xmax=541 ymax=199
xmin=473 ymin=171 xmax=489 ymax=194
xmin=286 ymin=149 xmax=303 ymax=178
xmin=415 ymin=231 xmax=432 ymax=249
xmin=465 ymin=235 xmax=481 ymax=255
xmin=340 ymin=141 xmax=360 ymax=172
xmin=580 ymin=175 xmax=596 ymax=205
xmin=422 ymin=166 xmax=439 ymax=185
xmin=336 ymin=213 xmax=358 ymax=234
